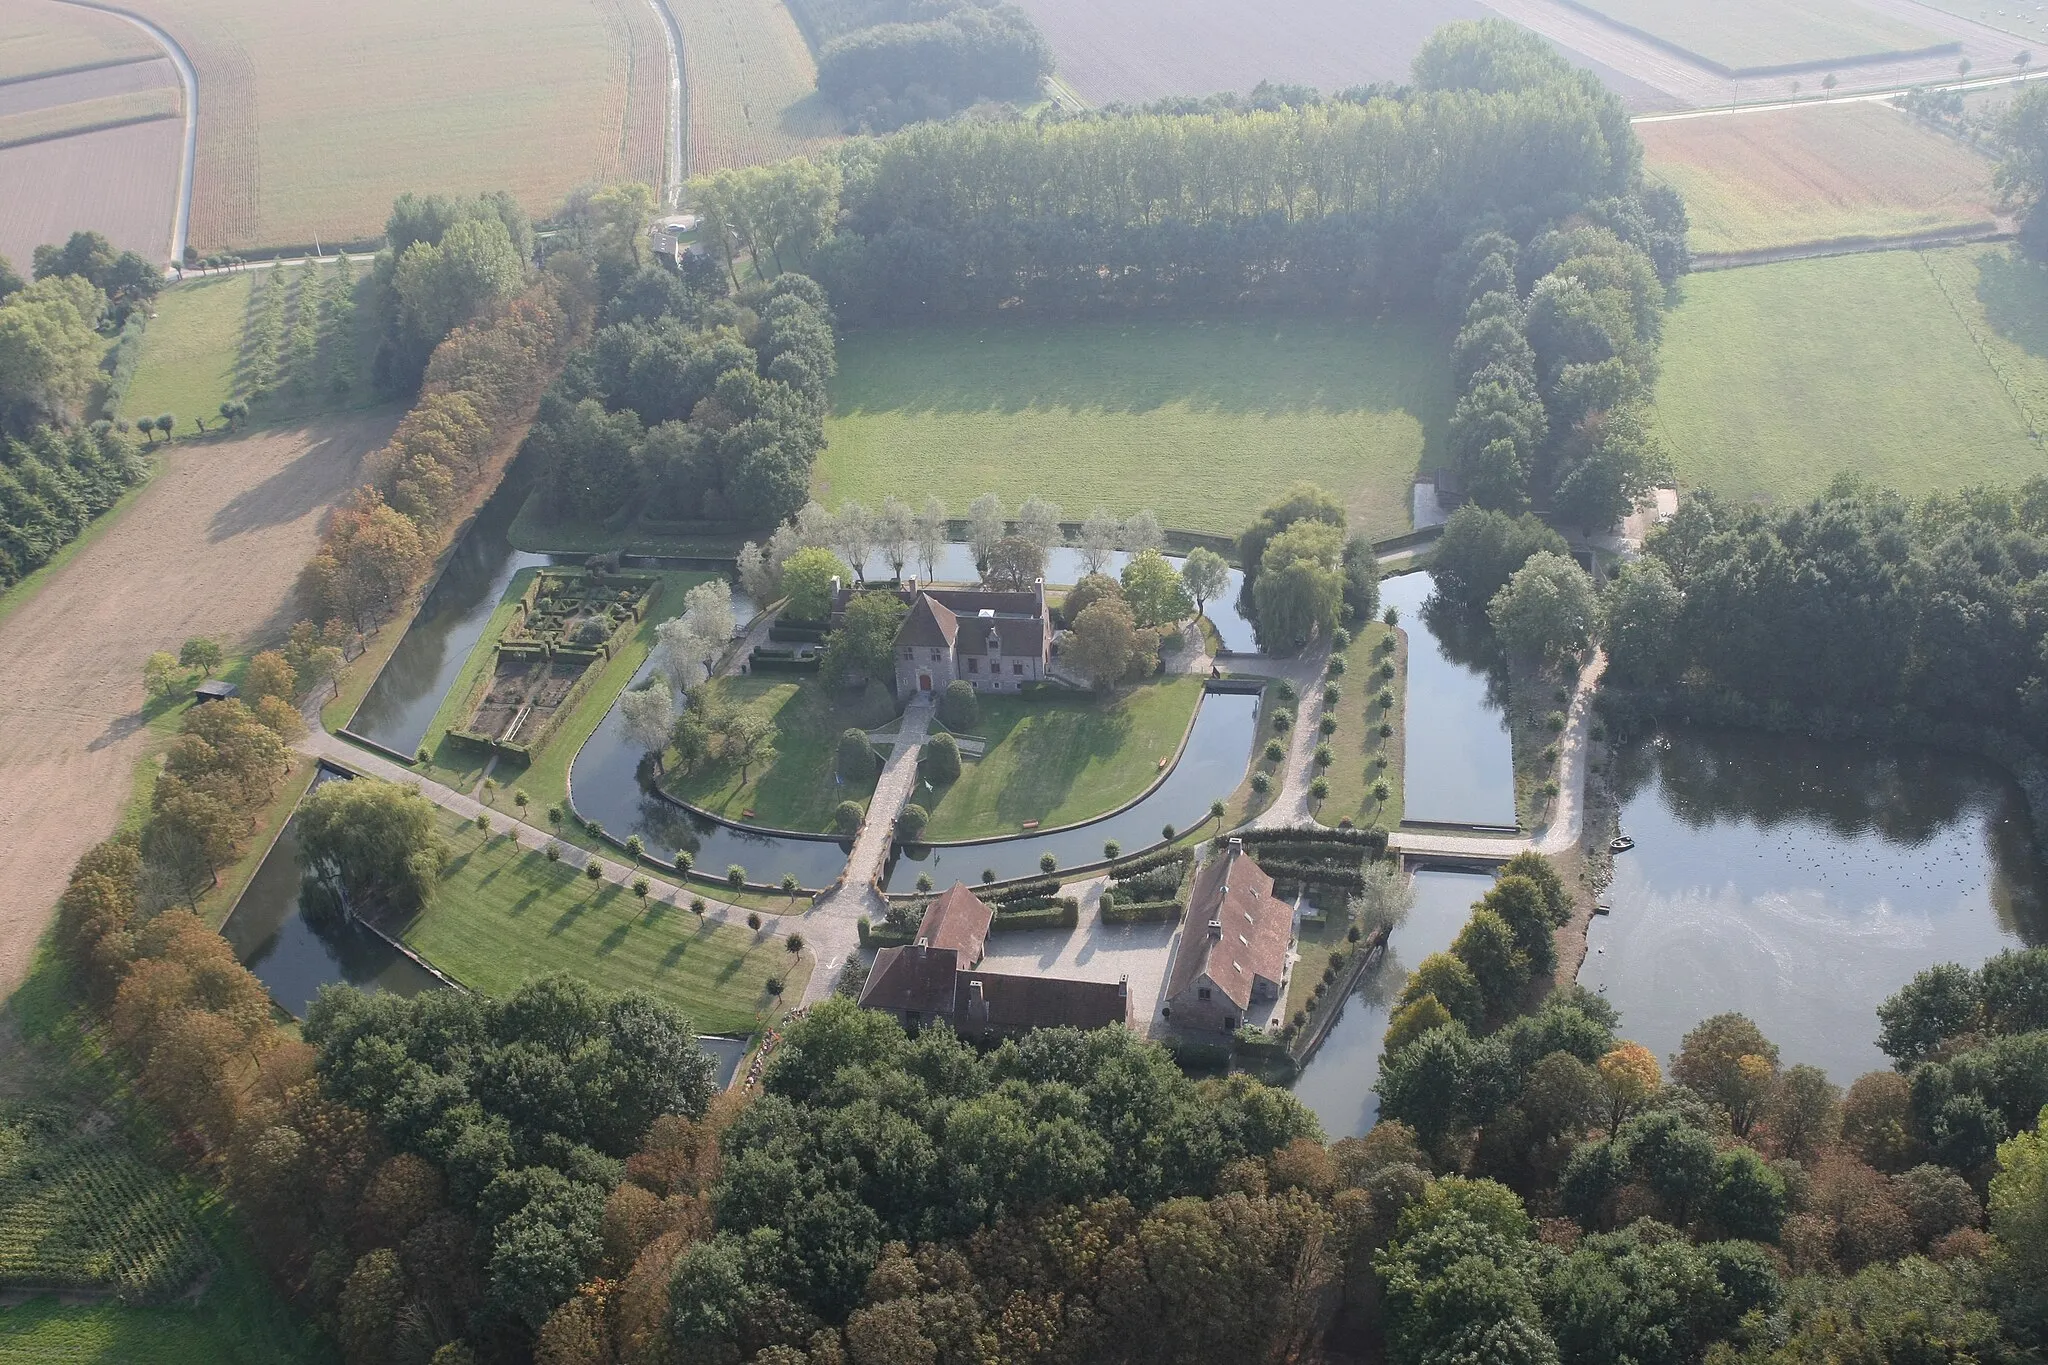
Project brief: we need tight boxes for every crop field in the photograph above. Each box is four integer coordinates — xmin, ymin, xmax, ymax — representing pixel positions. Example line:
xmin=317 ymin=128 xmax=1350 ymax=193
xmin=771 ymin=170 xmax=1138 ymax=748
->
xmin=1640 ymin=104 xmax=1998 ymax=254
xmin=401 ymin=810 xmax=806 ymax=1034
xmin=0 ymin=84 xmax=178 ymax=147
xmin=670 ymin=0 xmax=838 ymax=172
xmin=818 ymin=317 xmax=1447 ymax=539
xmin=1573 ymin=0 xmax=1945 ymax=69
xmin=1652 ymin=246 xmax=2048 ymax=506
xmin=119 ymin=0 xmax=665 ymax=250
xmin=0 ymin=0 xmax=157 ymax=81
xmin=0 ymin=116 xmax=181 ymax=275
xmin=1904 ymin=0 xmax=2048 ymax=44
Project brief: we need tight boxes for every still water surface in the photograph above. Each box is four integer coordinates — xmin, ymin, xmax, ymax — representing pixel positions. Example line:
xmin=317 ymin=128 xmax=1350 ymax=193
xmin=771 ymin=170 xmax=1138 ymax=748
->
xmin=1383 ymin=572 xmax=1517 ymax=828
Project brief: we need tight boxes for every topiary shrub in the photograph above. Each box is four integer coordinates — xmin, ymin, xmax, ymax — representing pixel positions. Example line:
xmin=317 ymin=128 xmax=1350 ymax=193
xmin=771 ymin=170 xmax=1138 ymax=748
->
xmin=834 ymin=800 xmax=865 ymax=835
xmin=1276 ymin=680 xmax=1297 ymax=703
xmin=1103 ymin=839 xmax=1121 ymax=860
xmin=1039 ymin=851 xmax=1057 ymax=873
xmin=1329 ymin=654 xmax=1347 ymax=676
xmin=922 ymin=732 xmax=962 ymax=783
xmin=1319 ymin=715 xmax=1337 ymax=736
xmin=838 ymin=727 xmax=877 ymax=781
xmin=1272 ymin=709 xmax=1294 ymax=732
xmin=939 ymin=679 xmax=979 ymax=729
xmin=897 ymin=803 xmax=930 ymax=841
xmin=1264 ymin=739 xmax=1285 ymax=763
xmin=1251 ymin=772 xmax=1272 ymax=794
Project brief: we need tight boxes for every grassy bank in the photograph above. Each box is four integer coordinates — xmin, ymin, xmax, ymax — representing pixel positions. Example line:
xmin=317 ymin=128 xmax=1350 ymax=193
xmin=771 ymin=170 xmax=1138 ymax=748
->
xmin=661 ymin=676 xmax=887 ymax=833
xmin=400 ymin=811 xmax=806 ymax=1034
xmin=1313 ymin=622 xmax=1407 ymax=830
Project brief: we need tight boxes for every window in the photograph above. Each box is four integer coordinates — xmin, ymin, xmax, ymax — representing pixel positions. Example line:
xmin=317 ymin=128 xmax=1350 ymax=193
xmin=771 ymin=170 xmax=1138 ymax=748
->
xmin=901 ymin=648 xmax=913 ymax=659
xmin=1012 ymin=663 xmax=1023 ymax=675
xmin=1223 ymin=1017 xmax=1236 ymax=1032
xmin=967 ymin=657 xmax=979 ymax=674
xmin=1197 ymin=987 xmax=1211 ymax=1001
xmin=930 ymin=649 xmax=944 ymax=660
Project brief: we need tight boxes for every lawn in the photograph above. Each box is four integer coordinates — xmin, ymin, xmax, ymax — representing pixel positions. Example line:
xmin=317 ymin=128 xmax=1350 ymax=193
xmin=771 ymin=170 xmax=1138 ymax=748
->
xmin=1313 ymin=622 xmax=1407 ymax=830
xmin=1640 ymin=104 xmax=1998 ymax=255
xmin=662 ymin=676 xmax=887 ymax=833
xmin=817 ymin=317 xmax=1447 ymax=539
xmin=119 ymin=265 xmax=380 ymax=430
xmin=119 ymin=0 xmax=666 ymax=248
xmin=1653 ymin=246 xmax=2048 ymax=506
xmin=401 ymin=810 xmax=806 ymax=1034
xmin=1573 ymin=0 xmax=1944 ymax=70
xmin=919 ymin=676 xmax=1205 ymax=841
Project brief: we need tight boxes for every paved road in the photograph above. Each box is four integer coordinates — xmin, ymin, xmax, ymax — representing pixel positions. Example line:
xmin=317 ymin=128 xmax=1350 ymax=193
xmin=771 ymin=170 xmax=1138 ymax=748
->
xmin=56 ymin=0 xmax=196 ymax=266
xmin=645 ymin=0 xmax=685 ymax=207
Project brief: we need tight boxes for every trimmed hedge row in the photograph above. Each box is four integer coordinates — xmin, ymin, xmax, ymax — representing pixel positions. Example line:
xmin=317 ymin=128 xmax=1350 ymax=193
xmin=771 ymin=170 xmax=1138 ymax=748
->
xmin=985 ymin=876 xmax=1060 ymax=904
xmin=1262 ymin=861 xmax=1368 ymax=891
xmin=857 ymin=918 xmax=914 ymax=948
xmin=750 ymin=655 xmax=821 ymax=674
xmin=1106 ymin=845 xmax=1193 ymax=880
xmin=1235 ymin=825 xmax=1388 ymax=855
xmin=991 ymin=899 xmax=1079 ymax=931
xmin=1102 ymin=899 xmax=1182 ymax=924
xmin=770 ymin=623 xmax=828 ymax=643
xmin=1107 ymin=867 xmax=1185 ymax=903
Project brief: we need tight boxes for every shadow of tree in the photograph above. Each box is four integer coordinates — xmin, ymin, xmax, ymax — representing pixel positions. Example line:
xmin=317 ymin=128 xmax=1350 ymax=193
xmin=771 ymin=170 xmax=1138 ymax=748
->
xmin=1975 ymin=250 xmax=2048 ymax=358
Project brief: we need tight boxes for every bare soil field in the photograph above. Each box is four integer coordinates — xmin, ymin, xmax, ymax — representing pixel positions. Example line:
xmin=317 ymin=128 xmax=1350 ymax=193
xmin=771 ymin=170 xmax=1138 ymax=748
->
xmin=1007 ymin=0 xmax=1678 ymax=109
xmin=1641 ymin=103 xmax=1998 ymax=254
xmin=670 ymin=0 xmax=839 ymax=171
xmin=1571 ymin=0 xmax=1943 ymax=71
xmin=0 ymin=410 xmax=396 ymax=998
xmin=0 ymin=116 xmax=181 ymax=267
xmin=121 ymin=0 xmax=666 ymax=249
xmin=0 ymin=0 xmax=157 ymax=81
xmin=0 ymin=56 xmax=175 ymax=115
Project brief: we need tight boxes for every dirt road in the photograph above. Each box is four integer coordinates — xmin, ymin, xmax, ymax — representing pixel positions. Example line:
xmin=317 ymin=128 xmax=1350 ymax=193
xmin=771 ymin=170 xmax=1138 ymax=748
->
xmin=0 ymin=411 xmax=395 ymax=997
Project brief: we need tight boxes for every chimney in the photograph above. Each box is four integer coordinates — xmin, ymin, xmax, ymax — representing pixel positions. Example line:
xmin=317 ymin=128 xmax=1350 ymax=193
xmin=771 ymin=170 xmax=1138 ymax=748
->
xmin=1118 ymin=975 xmax=1129 ymax=998
xmin=967 ymin=978 xmax=986 ymax=1022
xmin=1228 ymin=836 xmax=1242 ymax=854
xmin=916 ymin=936 xmax=928 ymax=958
xmin=906 ymin=576 xmax=917 ymax=596
xmin=1207 ymin=919 xmax=1223 ymax=940
xmin=830 ymin=575 xmax=842 ymax=596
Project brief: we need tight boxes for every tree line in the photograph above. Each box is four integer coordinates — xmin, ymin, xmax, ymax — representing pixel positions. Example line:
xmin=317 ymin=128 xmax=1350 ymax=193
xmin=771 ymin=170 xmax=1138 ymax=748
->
xmin=0 ymin=423 xmax=147 ymax=589
xmin=521 ymin=269 xmax=834 ymax=531
xmin=807 ymin=0 xmax=1053 ymax=133
xmin=0 ymin=230 xmax=162 ymax=438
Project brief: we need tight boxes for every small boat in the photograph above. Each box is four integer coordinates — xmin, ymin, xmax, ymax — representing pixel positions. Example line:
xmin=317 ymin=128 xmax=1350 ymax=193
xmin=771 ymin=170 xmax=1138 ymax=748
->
xmin=1609 ymin=835 xmax=1635 ymax=853
xmin=1593 ymin=903 xmax=1611 ymax=916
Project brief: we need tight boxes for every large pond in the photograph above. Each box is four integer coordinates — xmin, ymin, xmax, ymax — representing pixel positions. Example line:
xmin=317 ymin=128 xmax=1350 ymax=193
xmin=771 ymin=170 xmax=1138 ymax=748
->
xmin=1289 ymin=869 xmax=1495 ymax=1139
xmin=1581 ymin=726 xmax=2047 ymax=1082
xmin=1384 ymin=572 xmax=1517 ymax=829
xmin=347 ymin=487 xmax=555 ymax=756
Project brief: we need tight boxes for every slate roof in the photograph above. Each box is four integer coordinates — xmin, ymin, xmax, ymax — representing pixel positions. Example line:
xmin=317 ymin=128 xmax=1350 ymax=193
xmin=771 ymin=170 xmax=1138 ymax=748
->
xmin=956 ymin=970 xmax=1129 ymax=1033
xmin=1166 ymin=842 xmax=1291 ymax=1011
xmin=859 ymin=944 xmax=961 ymax=1016
xmin=917 ymin=884 xmax=993 ymax=962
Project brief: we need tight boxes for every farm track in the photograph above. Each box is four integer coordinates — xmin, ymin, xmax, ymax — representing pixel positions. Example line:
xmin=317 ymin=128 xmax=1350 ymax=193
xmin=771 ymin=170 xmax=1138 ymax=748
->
xmin=0 ymin=412 xmax=396 ymax=999
xmin=49 ymin=0 xmax=195 ymax=263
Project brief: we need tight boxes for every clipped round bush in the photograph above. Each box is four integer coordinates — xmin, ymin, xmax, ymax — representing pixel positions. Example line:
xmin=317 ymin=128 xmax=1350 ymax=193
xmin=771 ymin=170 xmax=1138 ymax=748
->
xmin=1292 ymin=1010 xmax=1308 ymax=1028
xmin=1347 ymin=925 xmax=1362 ymax=942
xmin=1276 ymin=680 xmax=1297 ymax=703
xmin=834 ymin=800 xmax=865 ymax=835
xmin=1313 ymin=743 xmax=1333 ymax=768
xmin=585 ymin=861 xmax=602 ymax=883
xmin=765 ymin=977 xmax=784 ymax=996
xmin=916 ymin=872 xmax=934 ymax=892
xmin=1264 ymin=739 xmax=1285 ymax=763
xmin=897 ymin=803 xmax=930 ymax=841
xmin=1251 ymin=772 xmax=1272 ymax=795
xmin=674 ymin=850 xmax=693 ymax=874
xmin=1272 ymin=708 xmax=1294 ymax=732
xmin=938 ymin=678 xmax=979 ymax=729
xmin=691 ymin=897 xmax=706 ymax=914
xmin=1039 ymin=851 xmax=1058 ymax=873
xmin=1319 ymin=715 xmax=1337 ymax=736
xmin=981 ymin=868 xmax=997 ymax=883
xmin=728 ymin=865 xmax=747 ymax=889
xmin=1323 ymin=684 xmax=1341 ymax=707
xmin=747 ymin=911 xmax=762 ymax=930
xmin=1379 ymin=660 xmax=1396 ymax=682
xmin=1382 ymin=606 xmax=1399 ymax=626
xmin=632 ymin=877 xmax=650 ymax=897
xmin=1104 ymin=839 xmax=1121 ymax=859
xmin=572 ymin=618 xmax=609 ymax=647
xmin=1309 ymin=776 xmax=1330 ymax=801
xmin=922 ymin=731 xmax=962 ymax=784
xmin=838 ymin=728 xmax=878 ymax=781
xmin=781 ymin=873 xmax=800 ymax=894
xmin=1377 ymin=687 xmax=1395 ymax=710
xmin=1378 ymin=722 xmax=1394 ymax=739
xmin=1161 ymin=823 xmax=1176 ymax=841
xmin=1328 ymin=654 xmax=1347 ymax=676
xmin=1332 ymin=627 xmax=1351 ymax=649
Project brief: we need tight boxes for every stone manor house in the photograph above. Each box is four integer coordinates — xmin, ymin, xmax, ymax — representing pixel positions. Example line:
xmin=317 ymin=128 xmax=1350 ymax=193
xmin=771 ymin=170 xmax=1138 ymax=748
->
xmin=835 ymin=580 xmax=1053 ymax=699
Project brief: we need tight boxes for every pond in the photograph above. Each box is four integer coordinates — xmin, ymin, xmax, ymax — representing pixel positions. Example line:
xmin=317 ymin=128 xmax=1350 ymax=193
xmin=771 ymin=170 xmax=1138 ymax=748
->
xmin=1581 ymin=726 xmax=2047 ymax=1083
xmin=218 ymin=809 xmax=444 ymax=1018
xmin=1289 ymin=869 xmax=1495 ymax=1139
xmin=1383 ymin=572 xmax=1517 ymax=829
xmin=347 ymin=485 xmax=555 ymax=756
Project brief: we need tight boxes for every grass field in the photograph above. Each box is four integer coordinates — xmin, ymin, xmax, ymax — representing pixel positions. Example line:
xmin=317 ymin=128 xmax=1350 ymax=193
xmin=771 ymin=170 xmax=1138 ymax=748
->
xmin=671 ymin=0 xmax=839 ymax=172
xmin=118 ymin=267 xmax=381 ymax=432
xmin=663 ymin=676 xmax=884 ymax=833
xmin=1313 ymin=622 xmax=1406 ymax=830
xmin=1653 ymin=246 xmax=2048 ymax=506
xmin=1641 ymin=104 xmax=1997 ymax=255
xmin=1575 ymin=0 xmax=1944 ymax=69
xmin=0 ymin=0 xmax=158 ymax=81
xmin=401 ymin=810 xmax=805 ymax=1033
xmin=0 ymin=85 xmax=176 ymax=146
xmin=919 ymin=676 xmax=1204 ymax=841
xmin=818 ymin=318 xmax=1446 ymax=539
xmin=121 ymin=0 xmax=665 ymax=249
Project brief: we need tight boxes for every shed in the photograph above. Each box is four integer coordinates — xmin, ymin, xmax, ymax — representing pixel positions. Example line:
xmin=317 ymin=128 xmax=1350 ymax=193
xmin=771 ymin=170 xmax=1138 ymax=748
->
xmin=193 ymin=679 xmax=239 ymax=704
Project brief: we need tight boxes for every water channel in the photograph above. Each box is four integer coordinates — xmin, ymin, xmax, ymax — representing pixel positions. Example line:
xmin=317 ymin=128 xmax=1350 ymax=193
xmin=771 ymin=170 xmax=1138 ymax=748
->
xmin=1581 ymin=726 xmax=2046 ymax=1082
xmin=1382 ymin=572 xmax=1517 ymax=829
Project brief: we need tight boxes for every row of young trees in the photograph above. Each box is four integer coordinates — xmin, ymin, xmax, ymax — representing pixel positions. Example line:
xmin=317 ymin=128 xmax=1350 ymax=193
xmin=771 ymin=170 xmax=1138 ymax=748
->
xmin=0 ymin=423 xmax=147 ymax=588
xmin=524 ymin=271 xmax=834 ymax=530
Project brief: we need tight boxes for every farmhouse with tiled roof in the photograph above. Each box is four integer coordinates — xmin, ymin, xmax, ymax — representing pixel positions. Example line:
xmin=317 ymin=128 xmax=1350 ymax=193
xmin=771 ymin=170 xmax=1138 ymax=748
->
xmin=1163 ymin=839 xmax=1292 ymax=1034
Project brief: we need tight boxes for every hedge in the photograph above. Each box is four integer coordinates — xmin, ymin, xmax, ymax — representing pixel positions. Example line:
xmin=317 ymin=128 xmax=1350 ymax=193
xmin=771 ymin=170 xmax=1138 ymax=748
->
xmin=1105 ymin=845 xmax=1193 ymax=880
xmin=857 ymin=918 xmax=915 ymax=948
xmin=1102 ymin=898 xmax=1182 ymax=924
xmin=984 ymin=876 xmax=1060 ymax=904
xmin=770 ymin=623 xmax=828 ymax=643
xmin=1107 ymin=867 xmax=1186 ymax=903
xmin=750 ymin=655 xmax=821 ymax=674
xmin=1261 ymin=861 xmax=1367 ymax=891
xmin=1235 ymin=826 xmax=1388 ymax=856
xmin=991 ymin=898 xmax=1079 ymax=930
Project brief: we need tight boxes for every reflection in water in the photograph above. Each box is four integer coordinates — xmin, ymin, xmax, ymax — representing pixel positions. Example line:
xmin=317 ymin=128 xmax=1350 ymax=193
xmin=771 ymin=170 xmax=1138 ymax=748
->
xmin=1582 ymin=727 xmax=2046 ymax=1082
xmin=349 ymin=485 xmax=553 ymax=754
xmin=1290 ymin=870 xmax=1495 ymax=1139
xmin=218 ymin=818 xmax=442 ymax=1018
xmin=1384 ymin=572 xmax=1517 ymax=828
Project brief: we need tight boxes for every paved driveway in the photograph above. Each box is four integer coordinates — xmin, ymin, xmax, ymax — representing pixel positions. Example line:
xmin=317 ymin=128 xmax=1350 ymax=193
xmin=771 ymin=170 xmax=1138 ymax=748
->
xmin=975 ymin=877 xmax=1180 ymax=1035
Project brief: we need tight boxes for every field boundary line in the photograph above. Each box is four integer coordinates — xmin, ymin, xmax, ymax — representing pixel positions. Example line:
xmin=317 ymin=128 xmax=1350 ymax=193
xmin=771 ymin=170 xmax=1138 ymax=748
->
xmin=1632 ymin=65 xmax=2048 ymax=124
xmin=0 ymin=53 xmax=162 ymax=88
xmin=0 ymin=109 xmax=176 ymax=152
xmin=50 ymin=0 xmax=197 ymax=268
xmin=1694 ymin=221 xmax=2009 ymax=270
xmin=1916 ymin=247 xmax=2046 ymax=446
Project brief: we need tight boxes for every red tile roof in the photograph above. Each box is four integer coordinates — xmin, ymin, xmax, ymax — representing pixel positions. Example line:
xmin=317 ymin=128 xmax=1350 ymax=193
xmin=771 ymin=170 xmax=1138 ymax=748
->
xmin=899 ymin=595 xmax=958 ymax=650
xmin=917 ymin=883 xmax=992 ymax=963
xmin=859 ymin=944 xmax=961 ymax=1016
xmin=1167 ymin=843 xmax=1290 ymax=1011
xmin=955 ymin=970 xmax=1129 ymax=1033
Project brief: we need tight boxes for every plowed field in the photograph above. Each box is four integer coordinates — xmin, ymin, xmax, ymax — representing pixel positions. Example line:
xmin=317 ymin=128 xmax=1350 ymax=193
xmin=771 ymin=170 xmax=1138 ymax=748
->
xmin=0 ymin=115 xmax=182 ymax=266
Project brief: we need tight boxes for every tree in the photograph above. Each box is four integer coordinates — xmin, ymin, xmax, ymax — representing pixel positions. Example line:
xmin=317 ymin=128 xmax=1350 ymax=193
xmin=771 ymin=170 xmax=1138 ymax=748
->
xmin=1430 ymin=505 xmax=1570 ymax=615
xmin=178 ymin=637 xmax=224 ymax=675
xmin=1119 ymin=509 xmax=1164 ymax=556
xmin=1065 ymin=597 xmax=1138 ymax=691
xmin=1079 ymin=507 xmax=1119 ymax=574
xmin=1120 ymin=550 xmax=1192 ymax=628
xmin=143 ymin=650 xmax=183 ymax=701
xmin=821 ymin=592 xmax=906 ymax=688
xmin=896 ymin=803 xmax=929 ymax=840
xmin=1998 ymin=86 xmax=2048 ymax=253
xmin=243 ymin=650 xmax=296 ymax=703
xmin=982 ymin=536 xmax=1044 ymax=591
xmin=1181 ymin=547 xmax=1230 ymax=620
xmin=725 ymin=711 xmax=776 ymax=784
xmin=1674 ymin=1014 xmax=1781 ymax=1133
xmin=621 ymin=685 xmax=675 ymax=769
xmin=966 ymin=492 xmax=1004 ymax=567
xmin=1452 ymin=908 xmax=1529 ymax=1008
xmin=1252 ymin=521 xmax=1344 ymax=652
xmin=1553 ymin=405 xmax=1672 ymax=534
xmin=831 ymin=499 xmax=872 ymax=580
xmin=299 ymin=491 xmax=430 ymax=630
xmin=838 ymin=727 xmax=878 ymax=781
xmin=1237 ymin=484 xmax=1344 ymax=599
xmin=296 ymin=778 xmax=449 ymax=922
xmin=1015 ymin=494 xmax=1061 ymax=551
xmin=938 ymin=678 xmax=977 ymax=728
xmin=781 ymin=546 xmax=850 ymax=622
xmin=1598 ymin=1043 xmax=1660 ymax=1127
xmin=0 ymin=274 xmax=106 ymax=433
xmin=1989 ymin=1105 xmax=2048 ymax=1302
xmin=1488 ymin=551 xmax=1598 ymax=662
xmin=1063 ymin=572 xmax=1122 ymax=622
xmin=1601 ymin=557 xmax=1682 ymax=687
xmin=913 ymin=496 xmax=947 ymax=582
xmin=1768 ymin=1064 xmax=1843 ymax=1161
xmin=1401 ymin=952 xmax=1483 ymax=1028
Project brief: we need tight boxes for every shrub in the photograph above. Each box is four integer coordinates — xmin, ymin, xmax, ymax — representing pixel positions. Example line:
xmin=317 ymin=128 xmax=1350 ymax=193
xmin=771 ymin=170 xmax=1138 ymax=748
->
xmin=1277 ymin=680 xmax=1297 ymax=702
xmin=916 ymin=872 xmax=934 ymax=893
xmin=834 ymin=800 xmax=865 ymax=835
xmin=1104 ymin=839 xmax=1121 ymax=859
xmin=1310 ymin=777 xmax=1330 ymax=801
xmin=1264 ymin=739 xmax=1286 ymax=763
xmin=781 ymin=873 xmax=800 ymax=894
xmin=1378 ymin=722 xmax=1393 ymax=739
xmin=691 ymin=897 xmax=706 ymax=914
xmin=1332 ymin=627 xmax=1351 ymax=648
xmin=1272 ymin=708 xmax=1294 ymax=732
xmin=1540 ymin=780 xmax=1559 ymax=797
xmin=1545 ymin=710 xmax=1566 ymax=732
xmin=585 ymin=861 xmax=602 ymax=882
xmin=1383 ymin=606 xmax=1399 ymax=626
xmin=632 ymin=877 xmax=649 ymax=897
xmin=1319 ymin=715 xmax=1337 ymax=736
xmin=939 ymin=678 xmax=979 ymax=728
xmin=765 ymin=977 xmax=784 ymax=995
xmin=1323 ymin=684 xmax=1341 ymax=707
xmin=1161 ymin=824 xmax=1175 ymax=841
xmin=1251 ymin=772 xmax=1272 ymax=794
xmin=1329 ymin=654 xmax=1347 ymax=676
xmin=728 ymin=865 xmax=746 ymax=889
xmin=545 ymin=843 xmax=561 ymax=862
xmin=1101 ymin=898 xmax=1183 ymax=924
xmin=1314 ymin=744 xmax=1333 ymax=768
xmin=1377 ymin=687 xmax=1394 ymax=709
xmin=897 ymin=803 xmax=930 ymax=841
xmin=674 ymin=850 xmax=693 ymax=873
xmin=982 ymin=868 xmax=996 ymax=883
xmin=1039 ymin=851 xmax=1057 ymax=873
xmin=746 ymin=911 xmax=761 ymax=930
xmin=838 ymin=727 xmax=878 ymax=780
xmin=787 ymin=933 xmax=804 ymax=952
xmin=922 ymin=732 xmax=962 ymax=783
